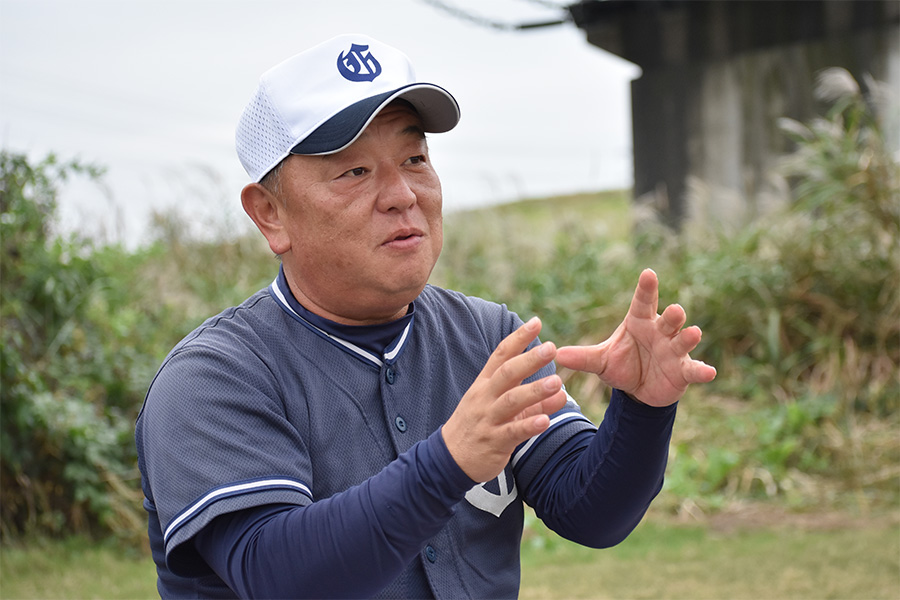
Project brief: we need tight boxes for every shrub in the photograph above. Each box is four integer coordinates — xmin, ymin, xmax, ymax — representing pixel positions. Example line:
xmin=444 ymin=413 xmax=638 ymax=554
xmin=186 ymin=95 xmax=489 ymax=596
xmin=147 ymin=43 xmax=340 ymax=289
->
xmin=0 ymin=152 xmax=146 ymax=540
xmin=436 ymin=69 xmax=899 ymax=511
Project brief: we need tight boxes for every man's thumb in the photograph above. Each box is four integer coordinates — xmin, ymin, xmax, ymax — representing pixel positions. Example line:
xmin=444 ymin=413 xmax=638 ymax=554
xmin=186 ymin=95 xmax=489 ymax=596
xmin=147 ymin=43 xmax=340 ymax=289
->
xmin=555 ymin=343 xmax=606 ymax=374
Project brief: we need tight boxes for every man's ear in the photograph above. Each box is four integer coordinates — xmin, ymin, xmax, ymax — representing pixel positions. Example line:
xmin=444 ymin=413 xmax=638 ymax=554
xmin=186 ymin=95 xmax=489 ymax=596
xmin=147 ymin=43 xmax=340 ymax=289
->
xmin=241 ymin=183 xmax=291 ymax=256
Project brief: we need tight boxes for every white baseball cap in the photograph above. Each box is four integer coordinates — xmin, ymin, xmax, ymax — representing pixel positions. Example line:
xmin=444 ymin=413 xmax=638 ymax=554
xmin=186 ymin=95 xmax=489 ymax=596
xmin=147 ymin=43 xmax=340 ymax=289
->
xmin=235 ymin=34 xmax=461 ymax=182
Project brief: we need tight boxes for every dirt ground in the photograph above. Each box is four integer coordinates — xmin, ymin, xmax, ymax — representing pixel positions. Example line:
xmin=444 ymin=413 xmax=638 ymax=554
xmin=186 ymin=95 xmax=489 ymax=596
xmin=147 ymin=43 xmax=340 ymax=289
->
xmin=685 ymin=502 xmax=900 ymax=534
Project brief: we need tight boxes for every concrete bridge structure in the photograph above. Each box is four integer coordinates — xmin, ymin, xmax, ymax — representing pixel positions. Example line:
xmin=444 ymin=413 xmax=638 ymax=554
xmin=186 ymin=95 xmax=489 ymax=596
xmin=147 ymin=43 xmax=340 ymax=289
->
xmin=568 ymin=0 xmax=900 ymax=228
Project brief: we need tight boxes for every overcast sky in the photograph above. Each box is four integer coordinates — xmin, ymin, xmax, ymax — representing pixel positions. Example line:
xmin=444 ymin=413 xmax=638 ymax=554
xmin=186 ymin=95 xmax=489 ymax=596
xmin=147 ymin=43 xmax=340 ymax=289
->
xmin=0 ymin=0 xmax=641 ymax=246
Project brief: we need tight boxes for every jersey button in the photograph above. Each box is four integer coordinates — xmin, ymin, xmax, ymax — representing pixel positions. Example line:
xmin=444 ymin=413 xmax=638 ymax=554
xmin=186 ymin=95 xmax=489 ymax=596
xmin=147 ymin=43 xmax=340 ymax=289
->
xmin=424 ymin=545 xmax=437 ymax=563
xmin=394 ymin=415 xmax=408 ymax=433
xmin=385 ymin=367 xmax=396 ymax=384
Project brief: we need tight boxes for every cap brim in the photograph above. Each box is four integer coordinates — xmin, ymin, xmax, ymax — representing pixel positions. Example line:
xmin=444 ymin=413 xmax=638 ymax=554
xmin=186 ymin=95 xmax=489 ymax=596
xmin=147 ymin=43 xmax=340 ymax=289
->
xmin=290 ymin=83 xmax=460 ymax=156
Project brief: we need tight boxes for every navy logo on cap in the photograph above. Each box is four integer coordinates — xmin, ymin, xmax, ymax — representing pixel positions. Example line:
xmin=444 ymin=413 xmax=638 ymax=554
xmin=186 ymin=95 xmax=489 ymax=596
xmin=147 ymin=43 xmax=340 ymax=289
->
xmin=337 ymin=44 xmax=382 ymax=82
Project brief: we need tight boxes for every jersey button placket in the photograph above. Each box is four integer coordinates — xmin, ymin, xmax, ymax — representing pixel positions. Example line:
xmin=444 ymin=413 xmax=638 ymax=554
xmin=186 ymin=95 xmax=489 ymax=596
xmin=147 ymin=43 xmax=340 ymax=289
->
xmin=394 ymin=415 xmax=408 ymax=433
xmin=424 ymin=545 xmax=437 ymax=563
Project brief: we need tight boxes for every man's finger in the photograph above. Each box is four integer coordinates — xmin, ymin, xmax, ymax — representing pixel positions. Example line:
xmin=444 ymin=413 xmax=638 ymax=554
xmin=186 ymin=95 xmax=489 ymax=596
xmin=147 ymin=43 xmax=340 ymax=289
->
xmin=489 ymin=341 xmax=557 ymax=398
xmin=659 ymin=304 xmax=687 ymax=336
xmin=503 ymin=413 xmax=552 ymax=447
xmin=672 ymin=325 xmax=703 ymax=355
xmin=499 ymin=388 xmax=568 ymax=444
xmin=481 ymin=317 xmax=542 ymax=378
xmin=684 ymin=358 xmax=717 ymax=384
xmin=555 ymin=342 xmax=608 ymax=375
xmin=627 ymin=268 xmax=660 ymax=321
xmin=494 ymin=374 xmax=563 ymax=422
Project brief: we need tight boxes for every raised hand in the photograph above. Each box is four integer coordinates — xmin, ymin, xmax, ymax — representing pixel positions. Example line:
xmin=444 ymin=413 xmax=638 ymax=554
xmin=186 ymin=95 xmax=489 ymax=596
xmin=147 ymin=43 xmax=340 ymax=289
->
xmin=442 ymin=317 xmax=568 ymax=483
xmin=555 ymin=269 xmax=716 ymax=407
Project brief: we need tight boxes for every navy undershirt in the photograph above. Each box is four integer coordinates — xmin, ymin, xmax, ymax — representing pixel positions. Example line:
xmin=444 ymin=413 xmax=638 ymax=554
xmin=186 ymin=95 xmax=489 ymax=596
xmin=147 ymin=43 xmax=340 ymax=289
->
xmin=193 ymin=394 xmax=675 ymax=598
xmin=189 ymin=271 xmax=678 ymax=598
xmin=276 ymin=265 xmax=413 ymax=357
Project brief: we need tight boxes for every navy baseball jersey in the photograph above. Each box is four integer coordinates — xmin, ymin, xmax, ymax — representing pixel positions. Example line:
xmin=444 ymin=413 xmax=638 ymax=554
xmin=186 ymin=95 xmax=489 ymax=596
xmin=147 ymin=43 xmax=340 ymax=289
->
xmin=136 ymin=267 xmax=676 ymax=598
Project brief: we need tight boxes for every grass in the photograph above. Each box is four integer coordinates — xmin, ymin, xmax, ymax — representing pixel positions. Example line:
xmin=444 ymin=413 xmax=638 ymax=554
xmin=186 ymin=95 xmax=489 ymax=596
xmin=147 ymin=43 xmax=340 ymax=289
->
xmin=5 ymin=187 xmax=893 ymax=599
xmin=2 ymin=512 xmax=897 ymax=599
xmin=4 ymin=74 xmax=898 ymax=597
xmin=432 ymin=189 xmax=634 ymax=313
xmin=448 ymin=189 xmax=634 ymax=240
xmin=520 ymin=509 xmax=900 ymax=599
xmin=0 ymin=537 xmax=157 ymax=599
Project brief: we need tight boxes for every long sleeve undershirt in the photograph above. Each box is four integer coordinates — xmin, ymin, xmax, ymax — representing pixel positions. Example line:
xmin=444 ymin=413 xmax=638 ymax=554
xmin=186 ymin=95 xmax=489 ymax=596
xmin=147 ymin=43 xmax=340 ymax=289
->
xmin=193 ymin=390 xmax=676 ymax=598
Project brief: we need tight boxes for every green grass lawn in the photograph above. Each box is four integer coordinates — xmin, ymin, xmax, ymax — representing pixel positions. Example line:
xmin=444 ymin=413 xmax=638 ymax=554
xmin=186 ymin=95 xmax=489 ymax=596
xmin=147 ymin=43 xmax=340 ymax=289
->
xmin=0 ymin=537 xmax=157 ymax=599
xmin=520 ymin=513 xmax=900 ymax=599
xmin=2 ymin=511 xmax=897 ymax=599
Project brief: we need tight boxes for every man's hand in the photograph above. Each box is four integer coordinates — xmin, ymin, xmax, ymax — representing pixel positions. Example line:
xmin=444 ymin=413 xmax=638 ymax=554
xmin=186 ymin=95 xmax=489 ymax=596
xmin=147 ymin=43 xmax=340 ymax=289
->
xmin=442 ymin=317 xmax=568 ymax=483
xmin=555 ymin=268 xmax=716 ymax=407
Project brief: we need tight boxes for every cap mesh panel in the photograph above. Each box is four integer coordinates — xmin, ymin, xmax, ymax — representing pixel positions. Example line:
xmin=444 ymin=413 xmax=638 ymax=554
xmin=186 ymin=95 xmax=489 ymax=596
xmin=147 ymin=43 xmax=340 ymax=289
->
xmin=236 ymin=88 xmax=296 ymax=182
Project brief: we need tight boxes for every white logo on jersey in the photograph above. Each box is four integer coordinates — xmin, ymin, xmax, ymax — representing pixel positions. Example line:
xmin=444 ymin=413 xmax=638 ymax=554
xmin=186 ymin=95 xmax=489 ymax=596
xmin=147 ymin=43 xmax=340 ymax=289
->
xmin=465 ymin=469 xmax=517 ymax=517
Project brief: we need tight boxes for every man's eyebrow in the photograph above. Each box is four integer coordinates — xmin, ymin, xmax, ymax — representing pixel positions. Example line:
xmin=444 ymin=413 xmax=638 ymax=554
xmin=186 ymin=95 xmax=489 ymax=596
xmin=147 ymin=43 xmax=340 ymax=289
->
xmin=402 ymin=124 xmax=427 ymax=140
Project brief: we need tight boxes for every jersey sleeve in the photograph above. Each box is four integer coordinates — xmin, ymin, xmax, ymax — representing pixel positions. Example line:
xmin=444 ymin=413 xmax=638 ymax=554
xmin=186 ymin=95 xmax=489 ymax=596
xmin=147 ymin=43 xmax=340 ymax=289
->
xmin=450 ymin=295 xmax=602 ymax=507
xmin=194 ymin=429 xmax=474 ymax=599
xmin=445 ymin=291 xmax=671 ymax=545
xmin=137 ymin=340 xmax=315 ymax=573
xmin=521 ymin=389 xmax=678 ymax=547
xmin=483 ymin=299 xmax=677 ymax=546
xmin=485 ymin=302 xmax=602 ymax=485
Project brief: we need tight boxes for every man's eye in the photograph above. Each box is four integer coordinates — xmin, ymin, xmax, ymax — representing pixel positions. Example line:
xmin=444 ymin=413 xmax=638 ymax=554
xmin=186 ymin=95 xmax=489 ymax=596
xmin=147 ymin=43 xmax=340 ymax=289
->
xmin=344 ymin=167 xmax=366 ymax=177
xmin=407 ymin=155 xmax=426 ymax=165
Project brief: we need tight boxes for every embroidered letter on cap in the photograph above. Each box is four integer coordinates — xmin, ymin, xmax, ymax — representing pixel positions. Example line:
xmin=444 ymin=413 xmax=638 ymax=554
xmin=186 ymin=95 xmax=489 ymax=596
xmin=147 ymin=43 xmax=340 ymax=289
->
xmin=337 ymin=43 xmax=382 ymax=82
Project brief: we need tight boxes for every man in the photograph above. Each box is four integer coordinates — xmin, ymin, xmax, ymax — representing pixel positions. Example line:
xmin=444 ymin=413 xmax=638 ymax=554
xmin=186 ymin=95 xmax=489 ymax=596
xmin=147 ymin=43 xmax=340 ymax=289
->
xmin=136 ymin=34 xmax=716 ymax=599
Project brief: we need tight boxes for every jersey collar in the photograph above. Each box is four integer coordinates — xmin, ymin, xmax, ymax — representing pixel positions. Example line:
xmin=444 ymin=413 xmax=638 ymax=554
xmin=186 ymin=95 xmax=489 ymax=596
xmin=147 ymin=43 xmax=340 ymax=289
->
xmin=268 ymin=266 xmax=414 ymax=369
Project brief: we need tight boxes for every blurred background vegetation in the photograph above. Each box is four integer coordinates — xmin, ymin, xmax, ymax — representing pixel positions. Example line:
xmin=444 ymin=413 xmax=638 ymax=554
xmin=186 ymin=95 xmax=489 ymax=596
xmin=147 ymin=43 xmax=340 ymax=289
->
xmin=0 ymin=69 xmax=897 ymax=595
xmin=435 ymin=69 xmax=899 ymax=520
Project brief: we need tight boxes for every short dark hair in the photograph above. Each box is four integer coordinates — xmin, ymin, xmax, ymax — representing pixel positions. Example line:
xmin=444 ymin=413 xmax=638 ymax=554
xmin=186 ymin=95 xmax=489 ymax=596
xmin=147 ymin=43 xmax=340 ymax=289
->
xmin=259 ymin=160 xmax=286 ymax=199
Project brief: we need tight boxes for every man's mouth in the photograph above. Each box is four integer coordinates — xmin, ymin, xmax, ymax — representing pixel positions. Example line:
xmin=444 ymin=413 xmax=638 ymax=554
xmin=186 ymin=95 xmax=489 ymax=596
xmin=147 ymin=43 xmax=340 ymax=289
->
xmin=384 ymin=228 xmax=424 ymax=248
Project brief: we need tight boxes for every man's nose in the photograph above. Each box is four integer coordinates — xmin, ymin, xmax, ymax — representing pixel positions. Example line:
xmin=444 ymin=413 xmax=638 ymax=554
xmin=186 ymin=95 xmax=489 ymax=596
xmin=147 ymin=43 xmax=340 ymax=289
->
xmin=375 ymin=166 xmax=417 ymax=212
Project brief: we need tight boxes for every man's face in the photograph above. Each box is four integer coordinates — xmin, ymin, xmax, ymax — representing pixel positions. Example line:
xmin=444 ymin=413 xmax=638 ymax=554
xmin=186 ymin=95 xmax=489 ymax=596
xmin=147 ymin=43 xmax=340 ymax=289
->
xmin=275 ymin=103 xmax=444 ymax=324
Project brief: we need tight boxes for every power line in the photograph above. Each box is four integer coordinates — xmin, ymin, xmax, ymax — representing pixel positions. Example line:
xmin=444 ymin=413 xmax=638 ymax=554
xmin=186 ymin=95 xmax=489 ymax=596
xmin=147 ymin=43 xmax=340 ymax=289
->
xmin=420 ymin=0 xmax=571 ymax=31
xmin=519 ymin=0 xmax=573 ymax=9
